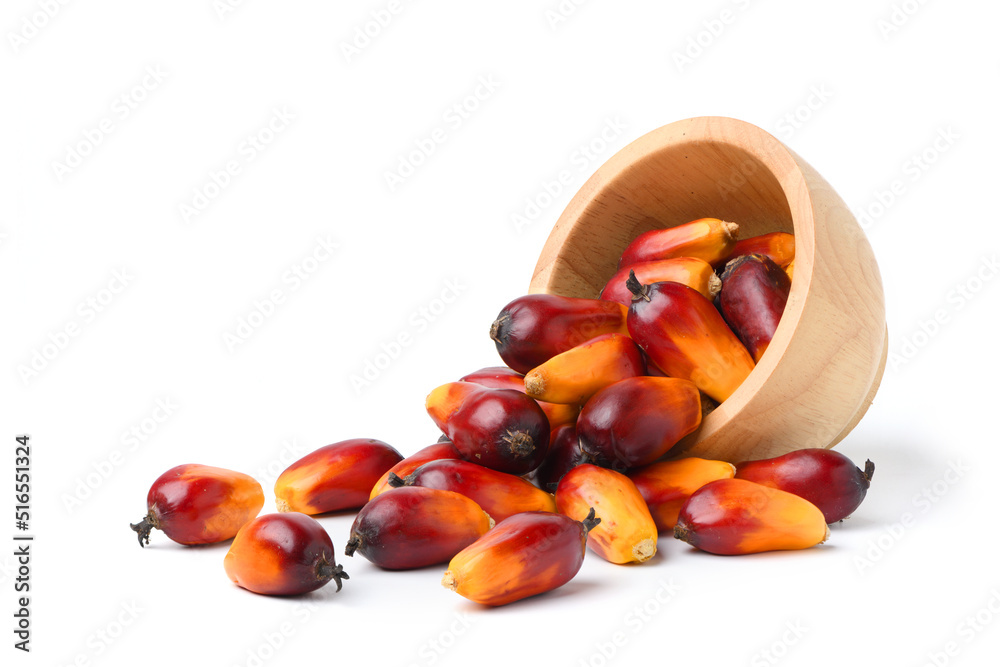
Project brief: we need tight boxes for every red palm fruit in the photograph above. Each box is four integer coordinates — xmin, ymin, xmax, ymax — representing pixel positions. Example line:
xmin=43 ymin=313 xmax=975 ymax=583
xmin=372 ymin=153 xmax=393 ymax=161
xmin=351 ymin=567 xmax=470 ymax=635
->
xmin=718 ymin=253 xmax=792 ymax=363
xmin=601 ymin=257 xmax=721 ymax=305
xmin=345 ymin=487 xmax=492 ymax=570
xmin=556 ymin=464 xmax=657 ymax=564
xmin=425 ymin=382 xmax=550 ymax=475
xmin=674 ymin=479 xmax=829 ymax=555
xmin=460 ymin=366 xmax=580 ymax=429
xmin=388 ymin=458 xmax=556 ymax=522
xmin=532 ymin=423 xmax=587 ymax=491
xmin=618 ymin=218 xmax=739 ymax=269
xmin=577 ymin=377 xmax=702 ymax=469
xmin=524 ymin=333 xmax=644 ymax=405
xmin=626 ymin=273 xmax=755 ymax=402
xmin=274 ymin=439 xmax=403 ymax=514
xmin=734 ymin=449 xmax=875 ymax=523
xmin=725 ymin=231 xmax=795 ymax=267
xmin=490 ymin=295 xmax=628 ymax=374
xmin=369 ymin=441 xmax=461 ymax=500
xmin=442 ymin=509 xmax=600 ymax=606
xmin=224 ymin=512 xmax=347 ymax=595
xmin=628 ymin=458 xmax=737 ymax=531
xmin=130 ymin=464 xmax=264 ymax=547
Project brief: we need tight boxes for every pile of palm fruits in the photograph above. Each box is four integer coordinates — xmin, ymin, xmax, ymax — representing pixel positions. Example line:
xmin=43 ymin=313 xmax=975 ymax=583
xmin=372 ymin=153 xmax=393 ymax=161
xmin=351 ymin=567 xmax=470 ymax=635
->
xmin=130 ymin=218 xmax=875 ymax=605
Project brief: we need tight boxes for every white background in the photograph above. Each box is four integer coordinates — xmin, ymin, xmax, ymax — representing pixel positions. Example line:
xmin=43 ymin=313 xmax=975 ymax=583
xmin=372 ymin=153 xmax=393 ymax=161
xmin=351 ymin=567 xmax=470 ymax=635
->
xmin=3 ymin=1 xmax=999 ymax=666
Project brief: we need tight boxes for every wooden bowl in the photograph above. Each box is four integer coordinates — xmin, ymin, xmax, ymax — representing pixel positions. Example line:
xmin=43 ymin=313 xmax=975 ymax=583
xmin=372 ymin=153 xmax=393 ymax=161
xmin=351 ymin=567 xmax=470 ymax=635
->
xmin=530 ymin=116 xmax=887 ymax=463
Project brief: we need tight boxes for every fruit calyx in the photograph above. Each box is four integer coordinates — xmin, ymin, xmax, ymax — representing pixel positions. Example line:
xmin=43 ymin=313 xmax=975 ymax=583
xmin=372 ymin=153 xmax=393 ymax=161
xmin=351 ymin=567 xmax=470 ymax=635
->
xmin=129 ymin=508 xmax=160 ymax=548
xmin=625 ymin=270 xmax=650 ymax=302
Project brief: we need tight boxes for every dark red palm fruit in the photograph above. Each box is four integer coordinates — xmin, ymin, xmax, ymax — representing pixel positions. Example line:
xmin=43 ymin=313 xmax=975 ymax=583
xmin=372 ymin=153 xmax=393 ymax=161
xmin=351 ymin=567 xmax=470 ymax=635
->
xmin=425 ymin=382 xmax=550 ymax=475
xmin=734 ymin=449 xmax=875 ymax=523
xmin=626 ymin=273 xmax=755 ymax=403
xmin=442 ymin=509 xmax=600 ymax=606
xmin=577 ymin=377 xmax=702 ymax=470
xmin=369 ymin=441 xmax=462 ymax=500
xmin=617 ymin=218 xmax=739 ymax=269
xmin=345 ymin=487 xmax=492 ymax=570
xmin=490 ymin=295 xmax=628 ymax=374
xmin=387 ymin=458 xmax=555 ymax=522
xmin=130 ymin=463 xmax=264 ymax=547
xmin=724 ymin=232 xmax=795 ymax=268
xmin=274 ymin=439 xmax=403 ymax=515
xmin=718 ymin=253 xmax=792 ymax=363
xmin=460 ymin=366 xmax=580 ymax=430
xmin=532 ymin=423 xmax=587 ymax=492
xmin=224 ymin=512 xmax=347 ymax=595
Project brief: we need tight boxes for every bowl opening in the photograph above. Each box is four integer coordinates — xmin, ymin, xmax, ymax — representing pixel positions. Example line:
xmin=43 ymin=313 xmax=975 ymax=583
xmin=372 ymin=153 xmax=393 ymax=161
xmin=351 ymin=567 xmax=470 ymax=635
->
xmin=544 ymin=139 xmax=796 ymax=300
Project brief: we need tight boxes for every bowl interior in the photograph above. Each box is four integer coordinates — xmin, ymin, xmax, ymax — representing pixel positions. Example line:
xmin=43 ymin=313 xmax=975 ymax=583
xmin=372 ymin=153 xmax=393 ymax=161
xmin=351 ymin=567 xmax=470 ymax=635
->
xmin=530 ymin=124 xmax=805 ymax=301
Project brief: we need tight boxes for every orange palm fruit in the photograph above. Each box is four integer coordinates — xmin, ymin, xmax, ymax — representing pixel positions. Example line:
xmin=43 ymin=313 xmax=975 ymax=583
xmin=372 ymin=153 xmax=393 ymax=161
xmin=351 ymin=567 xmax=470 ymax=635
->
xmin=577 ymin=377 xmax=702 ymax=469
xmin=555 ymin=464 xmax=657 ymax=564
xmin=388 ymin=458 xmax=556 ymax=522
xmin=442 ymin=508 xmax=600 ymax=606
xmin=224 ymin=512 xmax=347 ymax=595
xmin=369 ymin=440 xmax=461 ymax=500
xmin=735 ymin=449 xmax=875 ymax=523
xmin=618 ymin=218 xmax=739 ymax=268
xmin=626 ymin=272 xmax=755 ymax=402
xmin=130 ymin=464 xmax=264 ymax=547
xmin=725 ymin=231 xmax=795 ymax=267
xmin=490 ymin=294 xmax=629 ymax=374
xmin=531 ymin=422 xmax=587 ymax=491
xmin=345 ymin=487 xmax=492 ymax=570
xmin=628 ymin=458 xmax=737 ymax=531
xmin=718 ymin=254 xmax=792 ymax=363
xmin=674 ymin=478 xmax=829 ymax=555
xmin=425 ymin=381 xmax=550 ymax=475
xmin=274 ymin=439 xmax=403 ymax=514
xmin=460 ymin=366 xmax=580 ymax=429
xmin=524 ymin=333 xmax=644 ymax=405
xmin=601 ymin=257 xmax=721 ymax=305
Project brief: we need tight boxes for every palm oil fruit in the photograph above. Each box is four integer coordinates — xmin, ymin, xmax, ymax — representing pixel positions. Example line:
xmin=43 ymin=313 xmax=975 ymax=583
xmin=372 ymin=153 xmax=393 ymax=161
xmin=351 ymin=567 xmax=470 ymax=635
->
xmin=735 ymin=449 xmax=875 ymax=523
xmin=628 ymin=458 xmax=737 ymax=531
xmin=618 ymin=218 xmax=739 ymax=268
xmin=555 ymin=464 xmax=657 ymax=564
xmin=601 ymin=257 xmax=721 ymax=306
xmin=674 ymin=478 xmax=829 ymax=555
xmin=442 ymin=508 xmax=600 ymax=606
xmin=524 ymin=333 xmax=644 ymax=405
xmin=369 ymin=440 xmax=461 ymax=500
xmin=425 ymin=381 xmax=550 ymax=475
xmin=532 ymin=422 xmax=587 ymax=492
xmin=725 ymin=231 xmax=795 ymax=268
xmin=718 ymin=253 xmax=792 ymax=363
xmin=460 ymin=366 xmax=580 ymax=429
xmin=274 ymin=438 xmax=403 ymax=514
xmin=577 ymin=377 xmax=702 ymax=469
xmin=224 ymin=512 xmax=347 ymax=596
xmin=130 ymin=464 xmax=264 ymax=547
xmin=388 ymin=458 xmax=556 ymax=522
xmin=345 ymin=487 xmax=492 ymax=570
xmin=626 ymin=272 xmax=755 ymax=402
xmin=490 ymin=294 xmax=628 ymax=374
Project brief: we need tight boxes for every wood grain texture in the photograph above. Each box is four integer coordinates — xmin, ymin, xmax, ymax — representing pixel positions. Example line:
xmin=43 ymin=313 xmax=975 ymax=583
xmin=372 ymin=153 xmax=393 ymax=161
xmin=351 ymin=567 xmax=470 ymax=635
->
xmin=529 ymin=117 xmax=886 ymax=463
